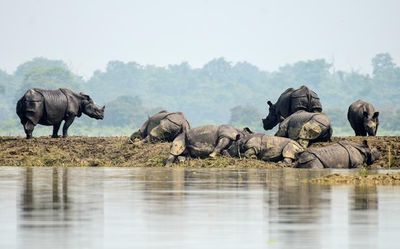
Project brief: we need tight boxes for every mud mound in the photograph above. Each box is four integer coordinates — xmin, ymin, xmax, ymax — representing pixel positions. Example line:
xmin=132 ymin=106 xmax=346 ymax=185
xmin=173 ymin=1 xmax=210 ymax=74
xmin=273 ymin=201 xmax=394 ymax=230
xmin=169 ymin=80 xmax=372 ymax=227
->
xmin=0 ymin=136 xmax=398 ymax=168
xmin=310 ymin=172 xmax=400 ymax=185
xmin=0 ymin=136 xmax=276 ymax=168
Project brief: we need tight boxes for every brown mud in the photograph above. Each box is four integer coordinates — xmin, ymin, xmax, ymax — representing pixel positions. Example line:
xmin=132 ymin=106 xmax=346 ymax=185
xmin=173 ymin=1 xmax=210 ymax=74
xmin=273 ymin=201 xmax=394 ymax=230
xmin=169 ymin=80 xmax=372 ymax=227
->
xmin=310 ymin=172 xmax=400 ymax=185
xmin=0 ymin=136 xmax=399 ymax=169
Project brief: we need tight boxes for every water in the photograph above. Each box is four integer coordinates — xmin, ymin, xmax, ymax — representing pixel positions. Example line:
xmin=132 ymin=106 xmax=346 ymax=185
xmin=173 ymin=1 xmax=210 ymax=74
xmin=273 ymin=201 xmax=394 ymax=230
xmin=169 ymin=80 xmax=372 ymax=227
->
xmin=0 ymin=167 xmax=400 ymax=249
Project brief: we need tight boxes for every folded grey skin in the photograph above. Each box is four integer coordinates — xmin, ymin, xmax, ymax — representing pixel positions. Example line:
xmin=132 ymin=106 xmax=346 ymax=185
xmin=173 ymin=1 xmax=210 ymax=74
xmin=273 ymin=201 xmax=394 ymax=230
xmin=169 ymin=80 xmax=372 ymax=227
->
xmin=226 ymin=133 xmax=304 ymax=164
xmin=262 ymin=85 xmax=322 ymax=130
xmin=130 ymin=110 xmax=190 ymax=143
xmin=347 ymin=99 xmax=379 ymax=136
xmin=275 ymin=110 xmax=333 ymax=148
xmin=164 ymin=125 xmax=253 ymax=166
xmin=294 ymin=140 xmax=381 ymax=169
xmin=16 ymin=88 xmax=104 ymax=139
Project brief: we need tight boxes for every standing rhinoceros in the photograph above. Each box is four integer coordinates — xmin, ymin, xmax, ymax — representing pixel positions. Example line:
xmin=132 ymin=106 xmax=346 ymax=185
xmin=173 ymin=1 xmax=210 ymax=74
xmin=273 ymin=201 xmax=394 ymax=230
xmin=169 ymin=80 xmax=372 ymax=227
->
xmin=16 ymin=88 xmax=105 ymax=139
xmin=294 ymin=140 xmax=381 ymax=169
xmin=227 ymin=133 xmax=304 ymax=163
xmin=347 ymin=100 xmax=379 ymax=136
xmin=130 ymin=110 xmax=190 ymax=143
xmin=275 ymin=110 xmax=332 ymax=148
xmin=262 ymin=85 xmax=322 ymax=130
xmin=164 ymin=125 xmax=252 ymax=166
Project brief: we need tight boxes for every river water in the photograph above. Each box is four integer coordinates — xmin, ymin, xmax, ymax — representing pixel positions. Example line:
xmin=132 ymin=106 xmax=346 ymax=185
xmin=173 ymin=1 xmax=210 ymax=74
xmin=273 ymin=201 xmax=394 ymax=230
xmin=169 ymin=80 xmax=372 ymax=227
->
xmin=0 ymin=167 xmax=399 ymax=249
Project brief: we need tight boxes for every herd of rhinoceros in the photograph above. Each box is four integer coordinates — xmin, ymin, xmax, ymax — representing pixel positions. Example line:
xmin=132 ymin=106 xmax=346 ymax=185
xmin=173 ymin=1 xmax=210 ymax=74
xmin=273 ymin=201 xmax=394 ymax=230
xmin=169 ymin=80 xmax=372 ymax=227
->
xmin=16 ymin=86 xmax=381 ymax=168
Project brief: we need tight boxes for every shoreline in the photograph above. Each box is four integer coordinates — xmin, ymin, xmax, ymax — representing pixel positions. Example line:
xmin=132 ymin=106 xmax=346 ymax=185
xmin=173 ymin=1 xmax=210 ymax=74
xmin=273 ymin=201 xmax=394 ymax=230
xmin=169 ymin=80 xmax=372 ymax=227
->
xmin=0 ymin=136 xmax=398 ymax=168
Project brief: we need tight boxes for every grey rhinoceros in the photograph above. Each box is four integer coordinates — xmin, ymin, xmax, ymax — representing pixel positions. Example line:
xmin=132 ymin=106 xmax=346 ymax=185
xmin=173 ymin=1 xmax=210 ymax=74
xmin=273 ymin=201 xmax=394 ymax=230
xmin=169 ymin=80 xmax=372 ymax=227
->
xmin=294 ymin=140 xmax=381 ymax=168
xmin=275 ymin=110 xmax=332 ymax=148
xmin=164 ymin=125 xmax=252 ymax=166
xmin=130 ymin=110 xmax=190 ymax=143
xmin=347 ymin=100 xmax=379 ymax=136
xmin=227 ymin=133 xmax=304 ymax=163
xmin=16 ymin=88 xmax=104 ymax=139
xmin=262 ymin=85 xmax=322 ymax=130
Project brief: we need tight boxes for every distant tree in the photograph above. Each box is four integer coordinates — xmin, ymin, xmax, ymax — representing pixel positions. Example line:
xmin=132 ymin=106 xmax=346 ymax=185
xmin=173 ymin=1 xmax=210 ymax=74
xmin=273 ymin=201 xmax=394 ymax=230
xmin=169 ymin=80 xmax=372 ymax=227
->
xmin=14 ymin=57 xmax=68 ymax=79
xmin=17 ymin=67 xmax=82 ymax=97
xmin=371 ymin=53 xmax=400 ymax=103
xmin=372 ymin=53 xmax=396 ymax=76
xmin=102 ymin=95 xmax=163 ymax=127
xmin=229 ymin=105 xmax=262 ymax=130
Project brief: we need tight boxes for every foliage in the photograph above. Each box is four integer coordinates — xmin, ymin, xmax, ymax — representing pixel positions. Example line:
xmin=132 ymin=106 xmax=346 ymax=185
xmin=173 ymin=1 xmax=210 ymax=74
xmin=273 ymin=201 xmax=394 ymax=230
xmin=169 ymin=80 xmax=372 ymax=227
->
xmin=1 ymin=54 xmax=400 ymax=136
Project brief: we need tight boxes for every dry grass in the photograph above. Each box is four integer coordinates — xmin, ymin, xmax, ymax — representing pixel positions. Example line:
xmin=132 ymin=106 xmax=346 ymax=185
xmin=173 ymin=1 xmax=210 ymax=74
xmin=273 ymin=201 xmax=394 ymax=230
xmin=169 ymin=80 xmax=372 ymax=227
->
xmin=310 ymin=172 xmax=400 ymax=185
xmin=0 ymin=136 xmax=399 ymax=169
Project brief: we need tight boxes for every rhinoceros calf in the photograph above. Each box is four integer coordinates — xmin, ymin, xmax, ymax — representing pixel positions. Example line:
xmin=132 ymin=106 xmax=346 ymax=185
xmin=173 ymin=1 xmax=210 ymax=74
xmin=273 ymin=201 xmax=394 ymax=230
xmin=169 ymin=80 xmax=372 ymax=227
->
xmin=348 ymin=100 xmax=379 ymax=136
xmin=228 ymin=134 xmax=304 ymax=163
xmin=16 ymin=88 xmax=105 ymax=139
xmin=130 ymin=110 xmax=190 ymax=143
xmin=165 ymin=125 xmax=251 ymax=166
xmin=275 ymin=110 xmax=332 ymax=148
xmin=262 ymin=85 xmax=322 ymax=130
xmin=294 ymin=140 xmax=381 ymax=169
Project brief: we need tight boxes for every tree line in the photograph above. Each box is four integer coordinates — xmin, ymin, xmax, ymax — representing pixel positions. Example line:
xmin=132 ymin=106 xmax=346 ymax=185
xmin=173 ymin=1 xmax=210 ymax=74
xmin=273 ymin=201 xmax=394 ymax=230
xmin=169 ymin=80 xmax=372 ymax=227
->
xmin=0 ymin=53 xmax=399 ymax=136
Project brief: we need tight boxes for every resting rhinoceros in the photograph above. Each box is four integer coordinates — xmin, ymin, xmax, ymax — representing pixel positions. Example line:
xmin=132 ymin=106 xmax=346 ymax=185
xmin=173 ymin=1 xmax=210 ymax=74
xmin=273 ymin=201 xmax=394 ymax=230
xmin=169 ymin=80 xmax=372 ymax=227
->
xmin=164 ymin=125 xmax=252 ymax=166
xmin=275 ymin=110 xmax=332 ymax=148
xmin=294 ymin=140 xmax=381 ymax=168
xmin=227 ymin=133 xmax=304 ymax=163
xmin=16 ymin=88 xmax=105 ymax=139
xmin=130 ymin=110 xmax=190 ymax=143
xmin=347 ymin=100 xmax=379 ymax=136
xmin=262 ymin=85 xmax=322 ymax=130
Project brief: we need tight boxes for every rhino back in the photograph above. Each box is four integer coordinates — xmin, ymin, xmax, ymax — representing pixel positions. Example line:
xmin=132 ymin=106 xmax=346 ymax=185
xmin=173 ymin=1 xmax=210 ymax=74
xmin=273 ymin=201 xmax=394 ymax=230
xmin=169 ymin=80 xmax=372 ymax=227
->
xmin=145 ymin=111 xmax=171 ymax=134
xmin=187 ymin=125 xmax=219 ymax=157
xmin=290 ymin=86 xmax=322 ymax=113
xmin=259 ymin=136 xmax=290 ymax=161
xmin=307 ymin=144 xmax=350 ymax=168
xmin=165 ymin=112 xmax=189 ymax=128
xmin=35 ymin=89 xmax=68 ymax=125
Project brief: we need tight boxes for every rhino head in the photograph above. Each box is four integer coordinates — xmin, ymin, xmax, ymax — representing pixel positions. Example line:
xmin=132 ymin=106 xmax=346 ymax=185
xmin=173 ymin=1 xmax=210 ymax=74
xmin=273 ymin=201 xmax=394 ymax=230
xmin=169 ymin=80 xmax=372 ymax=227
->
xmin=262 ymin=101 xmax=284 ymax=130
xmin=363 ymin=111 xmax=379 ymax=136
xmin=226 ymin=127 xmax=254 ymax=157
xmin=80 ymin=93 xmax=105 ymax=120
xmin=361 ymin=140 xmax=381 ymax=165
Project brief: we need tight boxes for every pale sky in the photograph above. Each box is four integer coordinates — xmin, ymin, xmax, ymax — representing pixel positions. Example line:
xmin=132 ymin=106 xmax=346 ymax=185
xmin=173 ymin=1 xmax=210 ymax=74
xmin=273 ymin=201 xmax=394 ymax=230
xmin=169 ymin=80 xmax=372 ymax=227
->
xmin=0 ymin=0 xmax=399 ymax=78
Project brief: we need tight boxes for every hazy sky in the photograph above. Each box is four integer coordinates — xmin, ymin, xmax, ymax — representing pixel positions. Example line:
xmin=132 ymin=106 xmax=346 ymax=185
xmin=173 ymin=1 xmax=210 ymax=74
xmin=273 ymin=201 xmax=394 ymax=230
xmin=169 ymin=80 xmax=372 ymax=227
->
xmin=0 ymin=0 xmax=399 ymax=77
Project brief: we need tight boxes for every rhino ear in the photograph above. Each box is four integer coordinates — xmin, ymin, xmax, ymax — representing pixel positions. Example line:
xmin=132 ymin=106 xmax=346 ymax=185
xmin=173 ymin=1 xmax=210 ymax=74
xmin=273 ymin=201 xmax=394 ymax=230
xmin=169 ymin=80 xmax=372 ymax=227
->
xmin=373 ymin=111 xmax=379 ymax=119
xmin=362 ymin=139 xmax=369 ymax=147
xmin=79 ymin=92 xmax=91 ymax=100
xmin=243 ymin=127 xmax=253 ymax=134
xmin=267 ymin=101 xmax=273 ymax=107
xmin=235 ymin=134 xmax=242 ymax=141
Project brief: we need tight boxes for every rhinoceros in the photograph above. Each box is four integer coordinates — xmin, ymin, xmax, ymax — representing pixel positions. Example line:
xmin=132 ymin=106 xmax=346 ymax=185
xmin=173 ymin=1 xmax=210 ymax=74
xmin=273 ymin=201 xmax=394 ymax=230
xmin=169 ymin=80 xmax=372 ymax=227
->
xmin=347 ymin=100 xmax=379 ymax=136
xmin=164 ymin=125 xmax=252 ymax=166
xmin=130 ymin=110 xmax=190 ymax=143
xmin=275 ymin=110 xmax=332 ymax=148
xmin=227 ymin=133 xmax=304 ymax=163
xmin=16 ymin=88 xmax=104 ymax=139
xmin=294 ymin=140 xmax=381 ymax=168
xmin=262 ymin=85 xmax=322 ymax=130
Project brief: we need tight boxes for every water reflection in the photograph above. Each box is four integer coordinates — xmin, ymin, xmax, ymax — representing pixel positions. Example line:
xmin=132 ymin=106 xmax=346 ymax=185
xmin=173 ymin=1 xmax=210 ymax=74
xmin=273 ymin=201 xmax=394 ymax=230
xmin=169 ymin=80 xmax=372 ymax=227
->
xmin=0 ymin=167 xmax=399 ymax=248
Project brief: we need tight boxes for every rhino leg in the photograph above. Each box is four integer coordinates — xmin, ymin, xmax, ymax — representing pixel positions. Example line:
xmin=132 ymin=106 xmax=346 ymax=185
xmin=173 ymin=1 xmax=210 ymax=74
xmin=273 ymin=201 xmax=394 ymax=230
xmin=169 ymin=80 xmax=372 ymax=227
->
xmin=52 ymin=123 xmax=61 ymax=138
xmin=210 ymin=137 xmax=232 ymax=158
xmin=165 ymin=133 xmax=187 ymax=166
xmin=62 ymin=116 xmax=75 ymax=138
xmin=24 ymin=120 xmax=35 ymax=139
